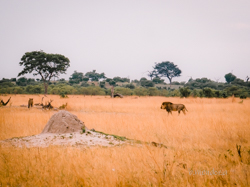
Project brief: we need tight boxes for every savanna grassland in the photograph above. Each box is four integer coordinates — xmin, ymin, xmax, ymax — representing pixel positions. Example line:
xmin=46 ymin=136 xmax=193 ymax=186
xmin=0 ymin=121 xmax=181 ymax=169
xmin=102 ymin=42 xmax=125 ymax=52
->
xmin=0 ymin=95 xmax=250 ymax=186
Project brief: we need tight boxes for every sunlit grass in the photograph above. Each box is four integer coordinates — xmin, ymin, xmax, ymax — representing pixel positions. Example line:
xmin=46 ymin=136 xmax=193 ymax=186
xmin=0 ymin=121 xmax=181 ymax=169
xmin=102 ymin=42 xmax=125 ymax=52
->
xmin=0 ymin=95 xmax=250 ymax=186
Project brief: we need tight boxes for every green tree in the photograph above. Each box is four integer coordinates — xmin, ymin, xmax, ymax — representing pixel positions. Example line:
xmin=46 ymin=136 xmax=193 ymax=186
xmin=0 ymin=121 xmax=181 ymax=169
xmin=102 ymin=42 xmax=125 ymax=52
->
xmin=85 ymin=70 xmax=106 ymax=81
xmin=69 ymin=71 xmax=84 ymax=84
xmin=18 ymin=50 xmax=70 ymax=94
xmin=141 ymin=80 xmax=155 ymax=88
xmin=16 ymin=77 xmax=28 ymax=86
xmin=147 ymin=70 xmax=157 ymax=80
xmin=153 ymin=61 xmax=182 ymax=85
xmin=224 ymin=73 xmax=236 ymax=84
xmin=231 ymin=78 xmax=244 ymax=86
xmin=125 ymin=83 xmax=135 ymax=89
xmin=152 ymin=77 xmax=164 ymax=84
xmin=140 ymin=77 xmax=147 ymax=82
xmin=99 ymin=81 xmax=106 ymax=88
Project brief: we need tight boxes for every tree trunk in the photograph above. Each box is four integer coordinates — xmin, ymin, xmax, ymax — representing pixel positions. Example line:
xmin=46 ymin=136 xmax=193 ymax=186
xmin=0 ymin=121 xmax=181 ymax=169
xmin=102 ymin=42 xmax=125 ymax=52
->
xmin=111 ymin=86 xmax=114 ymax=98
xmin=168 ymin=78 xmax=172 ymax=87
xmin=43 ymin=81 xmax=48 ymax=95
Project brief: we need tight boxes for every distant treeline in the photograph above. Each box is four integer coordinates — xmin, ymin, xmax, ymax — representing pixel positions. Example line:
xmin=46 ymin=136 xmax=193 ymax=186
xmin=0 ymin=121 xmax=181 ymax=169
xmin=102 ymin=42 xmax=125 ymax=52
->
xmin=0 ymin=76 xmax=249 ymax=98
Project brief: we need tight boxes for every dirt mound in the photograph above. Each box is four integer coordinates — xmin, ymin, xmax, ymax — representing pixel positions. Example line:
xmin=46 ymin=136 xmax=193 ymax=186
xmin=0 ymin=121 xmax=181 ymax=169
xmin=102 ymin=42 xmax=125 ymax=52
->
xmin=41 ymin=110 xmax=87 ymax=133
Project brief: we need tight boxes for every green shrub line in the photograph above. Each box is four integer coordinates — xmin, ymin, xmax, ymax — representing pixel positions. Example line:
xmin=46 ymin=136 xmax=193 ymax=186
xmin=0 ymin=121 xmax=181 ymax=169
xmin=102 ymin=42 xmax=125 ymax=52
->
xmin=1 ymin=78 xmax=250 ymax=98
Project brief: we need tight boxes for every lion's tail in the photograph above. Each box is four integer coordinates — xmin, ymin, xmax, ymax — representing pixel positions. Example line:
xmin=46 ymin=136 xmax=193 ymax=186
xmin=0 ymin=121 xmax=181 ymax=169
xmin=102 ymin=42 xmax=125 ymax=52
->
xmin=185 ymin=107 xmax=188 ymax=112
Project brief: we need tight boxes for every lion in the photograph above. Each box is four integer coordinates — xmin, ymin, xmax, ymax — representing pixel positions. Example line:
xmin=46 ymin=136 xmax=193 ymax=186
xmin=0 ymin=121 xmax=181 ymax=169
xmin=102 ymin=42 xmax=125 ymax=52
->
xmin=28 ymin=98 xmax=33 ymax=108
xmin=161 ymin=102 xmax=188 ymax=115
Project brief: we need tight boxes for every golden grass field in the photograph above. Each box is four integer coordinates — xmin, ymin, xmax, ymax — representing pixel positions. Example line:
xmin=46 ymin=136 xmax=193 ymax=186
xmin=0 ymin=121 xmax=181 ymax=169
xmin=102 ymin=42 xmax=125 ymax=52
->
xmin=0 ymin=94 xmax=250 ymax=186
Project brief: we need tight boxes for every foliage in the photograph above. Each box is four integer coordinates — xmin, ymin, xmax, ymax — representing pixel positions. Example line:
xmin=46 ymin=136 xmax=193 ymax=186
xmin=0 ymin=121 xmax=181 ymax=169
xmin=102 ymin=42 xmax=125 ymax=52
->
xmin=18 ymin=50 xmax=70 ymax=94
xmin=85 ymin=70 xmax=106 ymax=81
xmin=231 ymin=78 xmax=245 ymax=86
xmin=60 ymin=93 xmax=68 ymax=98
xmin=179 ymin=87 xmax=191 ymax=97
xmin=125 ymin=83 xmax=135 ymax=89
xmin=140 ymin=80 xmax=154 ymax=88
xmin=191 ymin=89 xmax=201 ymax=97
xmin=202 ymin=87 xmax=215 ymax=98
xmin=69 ymin=71 xmax=84 ymax=84
xmin=152 ymin=77 xmax=164 ymax=84
xmin=0 ymin=81 xmax=15 ymax=88
xmin=152 ymin=61 xmax=182 ymax=84
xmin=185 ymin=78 xmax=221 ymax=90
xmin=99 ymin=81 xmax=106 ymax=88
xmin=224 ymin=73 xmax=236 ymax=84
xmin=81 ymin=82 xmax=90 ymax=87
xmin=134 ymin=87 xmax=149 ymax=96
xmin=140 ymin=77 xmax=147 ymax=82
xmin=114 ymin=87 xmax=133 ymax=96
xmin=148 ymin=87 xmax=159 ymax=96
xmin=147 ymin=70 xmax=158 ymax=80
xmin=113 ymin=76 xmax=130 ymax=83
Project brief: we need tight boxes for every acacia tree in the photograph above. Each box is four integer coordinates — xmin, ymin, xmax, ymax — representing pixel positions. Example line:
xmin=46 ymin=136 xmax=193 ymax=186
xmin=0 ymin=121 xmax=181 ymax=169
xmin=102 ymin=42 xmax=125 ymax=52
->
xmin=153 ymin=61 xmax=182 ymax=85
xmin=18 ymin=50 xmax=70 ymax=94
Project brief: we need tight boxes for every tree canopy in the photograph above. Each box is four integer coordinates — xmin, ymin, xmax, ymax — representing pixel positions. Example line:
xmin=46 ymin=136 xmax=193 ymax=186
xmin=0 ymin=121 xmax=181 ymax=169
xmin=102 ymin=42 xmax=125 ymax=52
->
xmin=69 ymin=71 xmax=84 ymax=84
xmin=18 ymin=50 xmax=70 ymax=94
xmin=85 ymin=70 xmax=106 ymax=81
xmin=224 ymin=73 xmax=236 ymax=84
xmin=153 ymin=61 xmax=182 ymax=84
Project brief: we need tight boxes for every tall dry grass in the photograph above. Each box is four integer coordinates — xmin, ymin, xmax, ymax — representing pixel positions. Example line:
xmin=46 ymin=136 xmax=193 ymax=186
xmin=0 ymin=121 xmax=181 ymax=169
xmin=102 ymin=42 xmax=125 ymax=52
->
xmin=0 ymin=95 xmax=250 ymax=186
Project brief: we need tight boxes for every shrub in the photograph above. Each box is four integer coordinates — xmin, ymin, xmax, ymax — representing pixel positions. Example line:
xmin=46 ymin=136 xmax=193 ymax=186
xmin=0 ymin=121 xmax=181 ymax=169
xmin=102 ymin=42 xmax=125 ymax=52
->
xmin=125 ymin=84 xmax=135 ymax=89
xmin=114 ymin=87 xmax=133 ymax=96
xmin=81 ymin=82 xmax=90 ymax=87
xmin=148 ymin=87 xmax=159 ymax=96
xmin=134 ymin=87 xmax=149 ymax=96
xmin=203 ymin=87 xmax=215 ymax=98
xmin=179 ymin=87 xmax=191 ymax=97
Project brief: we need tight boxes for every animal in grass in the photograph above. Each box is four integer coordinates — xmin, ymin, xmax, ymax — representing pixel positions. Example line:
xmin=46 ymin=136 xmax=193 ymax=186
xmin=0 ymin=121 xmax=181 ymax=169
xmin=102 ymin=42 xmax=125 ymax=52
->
xmin=42 ymin=99 xmax=53 ymax=110
xmin=59 ymin=103 xmax=67 ymax=109
xmin=160 ymin=102 xmax=188 ymax=115
xmin=28 ymin=98 xmax=33 ymax=108
xmin=42 ymin=96 xmax=52 ymax=106
xmin=0 ymin=97 xmax=11 ymax=106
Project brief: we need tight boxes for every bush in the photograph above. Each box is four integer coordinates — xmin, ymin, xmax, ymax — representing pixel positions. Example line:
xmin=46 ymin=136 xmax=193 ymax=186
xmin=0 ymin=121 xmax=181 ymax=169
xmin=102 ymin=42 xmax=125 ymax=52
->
xmin=114 ymin=87 xmax=133 ymax=96
xmin=81 ymin=82 xmax=90 ymax=87
xmin=134 ymin=87 xmax=149 ymax=96
xmin=148 ymin=87 xmax=159 ymax=96
xmin=202 ymin=87 xmax=215 ymax=98
xmin=169 ymin=89 xmax=180 ymax=97
xmin=191 ymin=89 xmax=200 ymax=97
xmin=60 ymin=93 xmax=68 ymax=98
xmin=125 ymin=84 xmax=135 ymax=89
xmin=99 ymin=81 xmax=106 ymax=88
xmin=141 ymin=80 xmax=155 ymax=88
xmin=179 ymin=87 xmax=191 ymax=97
xmin=240 ymin=92 xmax=248 ymax=99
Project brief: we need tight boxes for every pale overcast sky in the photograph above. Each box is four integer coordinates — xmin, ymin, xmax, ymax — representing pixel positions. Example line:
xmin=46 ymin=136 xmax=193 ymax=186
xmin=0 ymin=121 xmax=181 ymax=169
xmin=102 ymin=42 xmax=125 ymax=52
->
xmin=0 ymin=0 xmax=250 ymax=83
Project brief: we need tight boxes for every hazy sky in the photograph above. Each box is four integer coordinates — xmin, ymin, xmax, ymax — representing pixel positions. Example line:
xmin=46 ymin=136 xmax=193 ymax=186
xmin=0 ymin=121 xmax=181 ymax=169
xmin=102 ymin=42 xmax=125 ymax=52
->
xmin=1 ymin=0 xmax=250 ymax=83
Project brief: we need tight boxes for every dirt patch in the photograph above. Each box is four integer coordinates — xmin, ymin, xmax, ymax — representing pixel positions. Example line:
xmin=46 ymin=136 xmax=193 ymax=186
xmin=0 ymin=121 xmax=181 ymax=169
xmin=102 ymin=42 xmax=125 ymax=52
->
xmin=0 ymin=131 xmax=128 ymax=148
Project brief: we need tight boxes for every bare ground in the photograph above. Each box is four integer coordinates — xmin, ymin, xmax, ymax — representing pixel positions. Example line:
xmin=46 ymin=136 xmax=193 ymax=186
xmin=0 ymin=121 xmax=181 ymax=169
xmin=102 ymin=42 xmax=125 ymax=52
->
xmin=0 ymin=130 xmax=129 ymax=148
